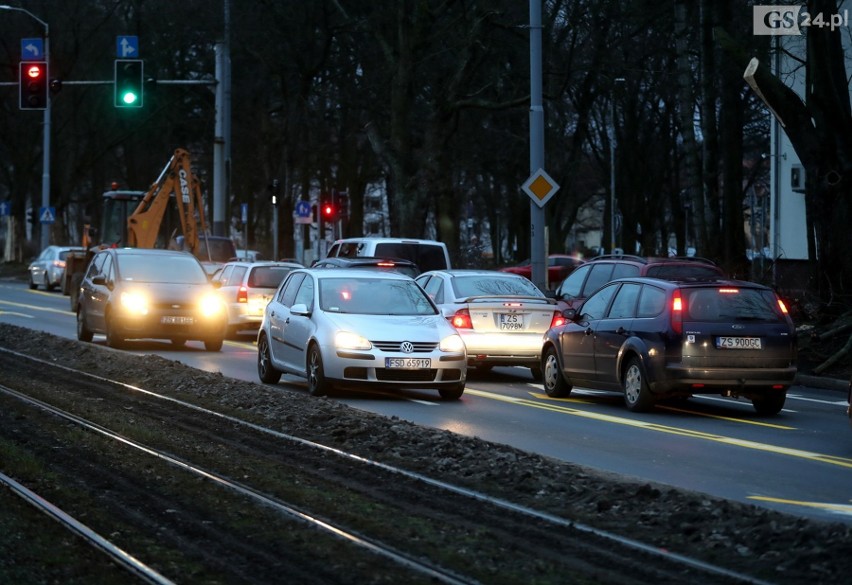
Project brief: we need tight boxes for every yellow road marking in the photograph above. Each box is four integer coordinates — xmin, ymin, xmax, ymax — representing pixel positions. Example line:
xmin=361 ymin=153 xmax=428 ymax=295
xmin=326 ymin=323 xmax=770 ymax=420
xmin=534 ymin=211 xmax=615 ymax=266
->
xmin=463 ymin=388 xmax=852 ymax=470
xmin=748 ymin=496 xmax=852 ymax=516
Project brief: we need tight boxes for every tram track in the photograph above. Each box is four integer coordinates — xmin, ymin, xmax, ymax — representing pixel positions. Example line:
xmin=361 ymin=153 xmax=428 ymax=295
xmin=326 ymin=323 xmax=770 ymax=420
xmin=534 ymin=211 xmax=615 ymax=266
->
xmin=0 ymin=346 xmax=779 ymax=584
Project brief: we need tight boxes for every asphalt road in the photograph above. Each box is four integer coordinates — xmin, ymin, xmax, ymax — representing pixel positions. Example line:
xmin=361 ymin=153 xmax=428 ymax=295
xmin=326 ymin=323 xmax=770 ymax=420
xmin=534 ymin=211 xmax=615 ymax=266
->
xmin=2 ymin=278 xmax=850 ymax=524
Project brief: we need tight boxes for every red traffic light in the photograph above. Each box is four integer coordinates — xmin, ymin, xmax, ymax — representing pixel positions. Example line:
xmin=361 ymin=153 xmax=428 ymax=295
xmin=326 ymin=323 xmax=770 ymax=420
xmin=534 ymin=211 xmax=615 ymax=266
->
xmin=322 ymin=203 xmax=336 ymax=218
xmin=26 ymin=64 xmax=44 ymax=79
xmin=19 ymin=61 xmax=48 ymax=110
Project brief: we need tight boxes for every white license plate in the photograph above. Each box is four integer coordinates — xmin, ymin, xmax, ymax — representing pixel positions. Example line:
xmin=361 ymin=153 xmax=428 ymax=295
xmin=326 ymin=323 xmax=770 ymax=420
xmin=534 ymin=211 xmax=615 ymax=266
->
xmin=385 ymin=358 xmax=431 ymax=369
xmin=499 ymin=313 xmax=523 ymax=331
xmin=161 ymin=316 xmax=194 ymax=325
xmin=717 ymin=337 xmax=762 ymax=350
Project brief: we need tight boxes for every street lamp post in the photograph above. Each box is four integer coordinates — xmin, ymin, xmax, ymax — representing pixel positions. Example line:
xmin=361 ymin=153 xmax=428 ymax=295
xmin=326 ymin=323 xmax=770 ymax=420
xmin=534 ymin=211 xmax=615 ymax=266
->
xmin=609 ymin=77 xmax=625 ymax=254
xmin=0 ymin=4 xmax=51 ymax=251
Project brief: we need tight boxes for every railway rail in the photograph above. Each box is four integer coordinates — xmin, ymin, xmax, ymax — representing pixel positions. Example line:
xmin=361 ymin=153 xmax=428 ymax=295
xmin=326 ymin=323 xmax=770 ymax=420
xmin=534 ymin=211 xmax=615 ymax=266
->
xmin=0 ymin=347 xmax=781 ymax=584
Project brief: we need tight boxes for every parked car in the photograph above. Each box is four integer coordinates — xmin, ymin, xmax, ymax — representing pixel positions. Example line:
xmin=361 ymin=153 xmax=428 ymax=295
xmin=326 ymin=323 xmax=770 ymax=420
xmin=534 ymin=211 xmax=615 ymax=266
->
xmin=499 ymin=253 xmax=583 ymax=288
xmin=212 ymin=260 xmax=304 ymax=336
xmin=415 ymin=269 xmax=563 ymax=380
xmin=550 ymin=253 xmax=725 ymax=311
xmin=312 ymin=256 xmax=421 ymax=278
xmin=325 ymin=237 xmax=451 ymax=272
xmin=541 ymin=276 xmax=797 ymax=414
xmin=76 ymin=248 xmax=227 ymax=351
xmin=256 ymin=268 xmax=467 ymax=399
xmin=28 ymin=245 xmax=85 ymax=291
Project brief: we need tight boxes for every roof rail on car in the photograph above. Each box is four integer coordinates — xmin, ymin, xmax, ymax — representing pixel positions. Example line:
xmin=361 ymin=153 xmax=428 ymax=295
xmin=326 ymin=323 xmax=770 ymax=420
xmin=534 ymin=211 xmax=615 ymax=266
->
xmin=665 ymin=256 xmax=718 ymax=265
xmin=591 ymin=253 xmax=648 ymax=264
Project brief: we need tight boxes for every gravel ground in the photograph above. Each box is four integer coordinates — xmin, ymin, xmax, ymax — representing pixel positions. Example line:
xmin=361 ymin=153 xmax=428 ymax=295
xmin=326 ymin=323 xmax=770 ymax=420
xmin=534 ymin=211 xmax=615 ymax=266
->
xmin=0 ymin=322 xmax=851 ymax=584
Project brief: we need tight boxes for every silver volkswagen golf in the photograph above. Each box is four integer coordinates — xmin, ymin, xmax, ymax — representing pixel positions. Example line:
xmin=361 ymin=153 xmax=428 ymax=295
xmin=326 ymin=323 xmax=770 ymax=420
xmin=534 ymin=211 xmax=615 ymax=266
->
xmin=256 ymin=269 xmax=467 ymax=399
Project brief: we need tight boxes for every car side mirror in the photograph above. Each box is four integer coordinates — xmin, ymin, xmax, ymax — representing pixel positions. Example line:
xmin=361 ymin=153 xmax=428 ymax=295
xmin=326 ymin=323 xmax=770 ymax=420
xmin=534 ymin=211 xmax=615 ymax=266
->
xmin=291 ymin=303 xmax=310 ymax=316
xmin=563 ymin=308 xmax=577 ymax=321
xmin=92 ymin=274 xmax=106 ymax=286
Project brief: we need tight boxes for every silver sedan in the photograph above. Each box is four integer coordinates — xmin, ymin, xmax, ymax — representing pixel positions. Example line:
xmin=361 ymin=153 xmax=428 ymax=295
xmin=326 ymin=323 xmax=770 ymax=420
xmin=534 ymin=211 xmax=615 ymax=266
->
xmin=256 ymin=269 xmax=467 ymax=399
xmin=415 ymin=269 xmax=564 ymax=380
xmin=28 ymin=245 xmax=85 ymax=291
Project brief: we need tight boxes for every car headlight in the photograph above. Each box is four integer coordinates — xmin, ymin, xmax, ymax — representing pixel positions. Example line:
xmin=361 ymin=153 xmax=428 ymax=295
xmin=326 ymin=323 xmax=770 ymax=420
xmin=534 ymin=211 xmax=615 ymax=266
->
xmin=120 ymin=291 xmax=149 ymax=316
xmin=198 ymin=294 xmax=225 ymax=318
xmin=439 ymin=334 xmax=465 ymax=353
xmin=334 ymin=331 xmax=372 ymax=350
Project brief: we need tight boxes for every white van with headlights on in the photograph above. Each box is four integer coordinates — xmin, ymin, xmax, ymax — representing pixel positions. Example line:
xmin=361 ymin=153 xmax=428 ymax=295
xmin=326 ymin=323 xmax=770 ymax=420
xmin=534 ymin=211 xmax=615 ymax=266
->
xmin=325 ymin=237 xmax=451 ymax=273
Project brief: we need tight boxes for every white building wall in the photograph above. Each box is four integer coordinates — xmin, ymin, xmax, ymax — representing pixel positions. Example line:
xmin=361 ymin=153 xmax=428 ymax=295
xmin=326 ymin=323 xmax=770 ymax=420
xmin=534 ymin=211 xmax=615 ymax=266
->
xmin=770 ymin=4 xmax=852 ymax=261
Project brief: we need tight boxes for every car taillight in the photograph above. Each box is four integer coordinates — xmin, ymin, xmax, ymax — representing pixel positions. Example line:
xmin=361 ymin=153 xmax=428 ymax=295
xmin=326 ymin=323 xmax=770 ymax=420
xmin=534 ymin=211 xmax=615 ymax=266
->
xmin=237 ymin=286 xmax=248 ymax=303
xmin=451 ymin=309 xmax=472 ymax=329
xmin=550 ymin=311 xmax=565 ymax=328
xmin=777 ymin=298 xmax=789 ymax=314
xmin=53 ymin=260 xmax=66 ymax=268
xmin=671 ymin=291 xmax=683 ymax=334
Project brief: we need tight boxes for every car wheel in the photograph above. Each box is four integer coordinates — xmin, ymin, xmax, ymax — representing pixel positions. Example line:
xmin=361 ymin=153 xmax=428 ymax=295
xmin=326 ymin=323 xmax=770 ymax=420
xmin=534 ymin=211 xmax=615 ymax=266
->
xmin=105 ymin=312 xmax=124 ymax=349
xmin=204 ymin=338 xmax=223 ymax=352
xmin=475 ymin=364 xmax=493 ymax=373
xmin=623 ymin=356 xmax=654 ymax=412
xmin=171 ymin=338 xmax=187 ymax=347
xmin=76 ymin=309 xmax=93 ymax=342
xmin=529 ymin=365 xmax=543 ymax=382
xmin=439 ymin=383 xmax=465 ymax=400
xmin=307 ymin=343 xmax=332 ymax=397
xmin=44 ymin=273 xmax=54 ymax=291
xmin=542 ymin=346 xmax=572 ymax=398
xmin=28 ymin=274 xmax=37 ymax=290
xmin=751 ymin=390 xmax=787 ymax=415
xmin=257 ymin=333 xmax=282 ymax=384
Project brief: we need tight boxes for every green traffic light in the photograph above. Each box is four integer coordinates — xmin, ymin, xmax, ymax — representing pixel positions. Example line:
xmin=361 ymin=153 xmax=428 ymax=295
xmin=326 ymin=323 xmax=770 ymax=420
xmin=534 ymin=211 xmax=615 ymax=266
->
xmin=114 ymin=59 xmax=143 ymax=108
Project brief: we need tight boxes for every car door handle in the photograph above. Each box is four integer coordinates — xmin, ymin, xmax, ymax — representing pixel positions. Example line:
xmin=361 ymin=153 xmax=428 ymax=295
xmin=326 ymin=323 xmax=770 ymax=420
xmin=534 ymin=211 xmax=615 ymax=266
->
xmin=584 ymin=327 xmax=593 ymax=335
xmin=616 ymin=326 xmax=627 ymax=336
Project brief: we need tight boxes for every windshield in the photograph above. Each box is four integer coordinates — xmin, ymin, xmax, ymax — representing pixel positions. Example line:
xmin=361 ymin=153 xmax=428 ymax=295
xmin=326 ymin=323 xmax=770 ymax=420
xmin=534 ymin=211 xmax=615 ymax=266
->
xmin=319 ymin=278 xmax=436 ymax=315
xmin=248 ymin=266 xmax=295 ymax=288
xmin=117 ymin=254 xmax=209 ymax=284
xmin=451 ymin=274 xmax=544 ymax=298
xmin=684 ymin=287 xmax=785 ymax=322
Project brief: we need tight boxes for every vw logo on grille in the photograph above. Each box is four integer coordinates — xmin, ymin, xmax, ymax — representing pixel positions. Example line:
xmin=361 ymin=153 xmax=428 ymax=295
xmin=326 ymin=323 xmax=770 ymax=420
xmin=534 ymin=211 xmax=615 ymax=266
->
xmin=400 ymin=341 xmax=414 ymax=353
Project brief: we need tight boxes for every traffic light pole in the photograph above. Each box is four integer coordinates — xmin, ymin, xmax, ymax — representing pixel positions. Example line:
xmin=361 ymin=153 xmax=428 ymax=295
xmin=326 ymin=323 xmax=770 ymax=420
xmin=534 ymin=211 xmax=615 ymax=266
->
xmin=41 ymin=30 xmax=51 ymax=251
xmin=0 ymin=4 xmax=51 ymax=250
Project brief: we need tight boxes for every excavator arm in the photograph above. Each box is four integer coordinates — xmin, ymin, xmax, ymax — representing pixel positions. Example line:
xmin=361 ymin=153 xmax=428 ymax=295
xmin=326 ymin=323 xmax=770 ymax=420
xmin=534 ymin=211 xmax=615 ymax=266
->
xmin=126 ymin=148 xmax=207 ymax=253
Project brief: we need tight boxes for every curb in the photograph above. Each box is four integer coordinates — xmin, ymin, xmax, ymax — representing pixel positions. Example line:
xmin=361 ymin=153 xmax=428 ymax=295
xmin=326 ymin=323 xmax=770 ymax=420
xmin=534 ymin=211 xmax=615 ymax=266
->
xmin=795 ymin=373 xmax=850 ymax=392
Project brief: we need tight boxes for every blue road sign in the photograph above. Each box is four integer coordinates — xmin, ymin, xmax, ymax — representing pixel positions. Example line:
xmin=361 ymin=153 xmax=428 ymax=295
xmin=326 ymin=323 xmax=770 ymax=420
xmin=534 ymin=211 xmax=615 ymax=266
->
xmin=295 ymin=200 xmax=311 ymax=218
xmin=0 ymin=201 xmax=10 ymax=217
xmin=116 ymin=36 xmax=139 ymax=58
xmin=39 ymin=207 xmax=56 ymax=224
xmin=21 ymin=38 xmax=44 ymax=59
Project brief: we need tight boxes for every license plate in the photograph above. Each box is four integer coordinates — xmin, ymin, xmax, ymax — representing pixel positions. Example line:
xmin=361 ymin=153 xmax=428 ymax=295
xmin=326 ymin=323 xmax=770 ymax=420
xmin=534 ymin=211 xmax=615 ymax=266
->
xmin=161 ymin=316 xmax=194 ymax=325
xmin=717 ymin=337 xmax=762 ymax=350
xmin=499 ymin=313 xmax=523 ymax=330
xmin=385 ymin=358 xmax=431 ymax=369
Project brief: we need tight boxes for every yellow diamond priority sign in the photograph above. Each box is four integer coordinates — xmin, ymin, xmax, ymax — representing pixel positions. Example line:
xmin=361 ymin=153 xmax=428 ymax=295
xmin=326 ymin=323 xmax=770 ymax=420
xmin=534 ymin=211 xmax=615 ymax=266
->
xmin=521 ymin=168 xmax=560 ymax=208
